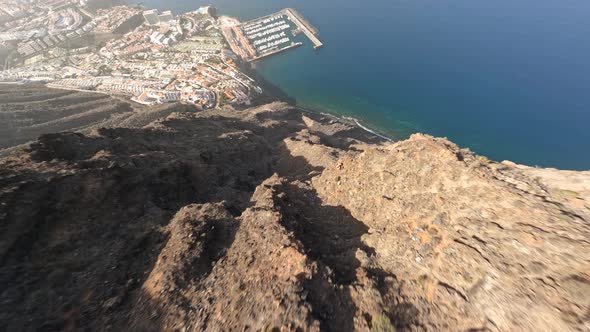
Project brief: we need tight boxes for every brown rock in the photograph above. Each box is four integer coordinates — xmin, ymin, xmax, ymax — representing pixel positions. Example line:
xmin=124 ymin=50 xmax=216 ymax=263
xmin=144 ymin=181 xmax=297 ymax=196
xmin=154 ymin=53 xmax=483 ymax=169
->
xmin=0 ymin=101 xmax=588 ymax=331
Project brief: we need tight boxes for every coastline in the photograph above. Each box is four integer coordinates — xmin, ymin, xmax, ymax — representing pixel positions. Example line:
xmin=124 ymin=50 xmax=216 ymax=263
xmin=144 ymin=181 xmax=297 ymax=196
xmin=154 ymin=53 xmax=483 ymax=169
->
xmin=297 ymin=106 xmax=395 ymax=142
xmin=112 ymin=1 xmax=590 ymax=170
xmin=226 ymin=20 xmax=396 ymax=144
xmin=240 ymin=62 xmax=397 ymax=143
xmin=254 ymin=75 xmax=396 ymax=143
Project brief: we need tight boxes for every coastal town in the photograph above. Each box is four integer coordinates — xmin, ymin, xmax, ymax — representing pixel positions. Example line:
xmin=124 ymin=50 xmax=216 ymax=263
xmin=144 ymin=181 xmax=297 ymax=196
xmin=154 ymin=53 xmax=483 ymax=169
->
xmin=0 ymin=0 xmax=322 ymax=109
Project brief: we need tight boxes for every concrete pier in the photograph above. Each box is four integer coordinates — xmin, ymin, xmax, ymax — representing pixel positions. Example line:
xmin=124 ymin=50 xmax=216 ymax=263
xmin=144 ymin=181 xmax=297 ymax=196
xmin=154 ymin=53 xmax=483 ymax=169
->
xmin=282 ymin=8 xmax=323 ymax=49
xmin=252 ymin=42 xmax=303 ymax=61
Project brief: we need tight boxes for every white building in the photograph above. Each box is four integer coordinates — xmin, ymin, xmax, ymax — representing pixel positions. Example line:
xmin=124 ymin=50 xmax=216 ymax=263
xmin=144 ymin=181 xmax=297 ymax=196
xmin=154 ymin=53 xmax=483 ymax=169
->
xmin=143 ymin=9 xmax=159 ymax=25
xmin=158 ymin=10 xmax=173 ymax=22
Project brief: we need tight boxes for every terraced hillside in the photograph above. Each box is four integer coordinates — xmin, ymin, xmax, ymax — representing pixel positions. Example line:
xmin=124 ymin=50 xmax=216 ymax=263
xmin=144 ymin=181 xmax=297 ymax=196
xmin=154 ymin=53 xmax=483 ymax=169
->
xmin=0 ymin=84 xmax=195 ymax=155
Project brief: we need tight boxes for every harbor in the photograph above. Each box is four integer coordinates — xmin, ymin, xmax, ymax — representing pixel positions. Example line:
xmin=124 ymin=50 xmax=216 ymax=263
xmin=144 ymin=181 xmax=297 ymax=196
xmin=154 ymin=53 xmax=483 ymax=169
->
xmin=220 ymin=8 xmax=322 ymax=62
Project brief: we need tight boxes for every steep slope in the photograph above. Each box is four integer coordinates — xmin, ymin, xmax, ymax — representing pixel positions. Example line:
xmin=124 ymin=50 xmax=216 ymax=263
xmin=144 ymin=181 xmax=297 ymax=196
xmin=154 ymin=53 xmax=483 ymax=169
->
xmin=311 ymin=134 xmax=590 ymax=331
xmin=0 ymin=84 xmax=190 ymax=156
xmin=0 ymin=102 xmax=588 ymax=331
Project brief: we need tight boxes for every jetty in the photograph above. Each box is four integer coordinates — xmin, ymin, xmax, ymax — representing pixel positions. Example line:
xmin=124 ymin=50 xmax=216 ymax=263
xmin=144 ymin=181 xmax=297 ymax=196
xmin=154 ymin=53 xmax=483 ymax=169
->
xmin=283 ymin=8 xmax=323 ymax=49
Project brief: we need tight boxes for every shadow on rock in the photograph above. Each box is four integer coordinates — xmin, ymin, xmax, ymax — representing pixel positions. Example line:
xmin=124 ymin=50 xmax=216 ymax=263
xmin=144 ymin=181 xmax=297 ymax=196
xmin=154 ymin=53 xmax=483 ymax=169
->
xmin=0 ymin=104 xmax=394 ymax=331
xmin=366 ymin=267 xmax=422 ymax=331
xmin=272 ymin=180 xmax=375 ymax=331
xmin=127 ymin=203 xmax=238 ymax=331
xmin=0 ymin=112 xmax=290 ymax=330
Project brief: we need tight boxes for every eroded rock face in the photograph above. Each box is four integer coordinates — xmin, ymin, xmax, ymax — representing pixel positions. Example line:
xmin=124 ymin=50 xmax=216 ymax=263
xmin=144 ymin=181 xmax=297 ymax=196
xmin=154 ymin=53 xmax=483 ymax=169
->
xmin=313 ymin=134 xmax=590 ymax=331
xmin=0 ymin=103 xmax=588 ymax=331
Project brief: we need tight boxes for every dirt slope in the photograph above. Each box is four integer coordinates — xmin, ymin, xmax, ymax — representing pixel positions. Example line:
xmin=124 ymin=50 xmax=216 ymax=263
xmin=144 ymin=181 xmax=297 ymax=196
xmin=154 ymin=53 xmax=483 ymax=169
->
xmin=0 ymin=84 xmax=190 ymax=156
xmin=0 ymin=102 xmax=588 ymax=331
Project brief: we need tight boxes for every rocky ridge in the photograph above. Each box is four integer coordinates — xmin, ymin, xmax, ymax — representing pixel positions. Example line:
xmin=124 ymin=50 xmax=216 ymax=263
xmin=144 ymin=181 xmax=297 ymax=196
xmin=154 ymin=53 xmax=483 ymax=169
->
xmin=0 ymin=102 xmax=589 ymax=331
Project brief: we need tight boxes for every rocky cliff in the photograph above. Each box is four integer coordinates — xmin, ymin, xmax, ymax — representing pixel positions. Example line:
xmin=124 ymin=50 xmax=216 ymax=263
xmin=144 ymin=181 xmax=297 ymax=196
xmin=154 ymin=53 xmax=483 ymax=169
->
xmin=0 ymin=102 xmax=589 ymax=331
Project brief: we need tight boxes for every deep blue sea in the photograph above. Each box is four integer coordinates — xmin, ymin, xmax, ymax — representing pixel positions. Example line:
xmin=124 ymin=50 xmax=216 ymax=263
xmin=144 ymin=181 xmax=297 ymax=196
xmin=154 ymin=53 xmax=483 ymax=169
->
xmin=143 ymin=0 xmax=590 ymax=170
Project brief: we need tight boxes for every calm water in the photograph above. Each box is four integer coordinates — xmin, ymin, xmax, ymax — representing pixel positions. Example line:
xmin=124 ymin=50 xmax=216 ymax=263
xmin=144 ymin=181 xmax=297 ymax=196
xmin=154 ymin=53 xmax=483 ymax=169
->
xmin=144 ymin=0 xmax=590 ymax=170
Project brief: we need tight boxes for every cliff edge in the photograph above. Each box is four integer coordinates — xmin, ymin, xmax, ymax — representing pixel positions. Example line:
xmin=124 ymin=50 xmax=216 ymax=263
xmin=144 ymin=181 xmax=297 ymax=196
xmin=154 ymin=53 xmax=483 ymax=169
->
xmin=1 ymin=102 xmax=589 ymax=331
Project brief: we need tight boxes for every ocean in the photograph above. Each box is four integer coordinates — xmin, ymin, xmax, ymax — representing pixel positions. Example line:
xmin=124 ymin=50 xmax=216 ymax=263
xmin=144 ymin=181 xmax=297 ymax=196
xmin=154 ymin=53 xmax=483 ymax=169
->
xmin=142 ymin=0 xmax=590 ymax=170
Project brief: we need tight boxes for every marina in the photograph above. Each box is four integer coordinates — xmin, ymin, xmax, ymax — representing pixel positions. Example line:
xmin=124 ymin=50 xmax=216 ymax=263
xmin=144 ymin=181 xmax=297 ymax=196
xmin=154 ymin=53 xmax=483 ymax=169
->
xmin=220 ymin=8 xmax=322 ymax=62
